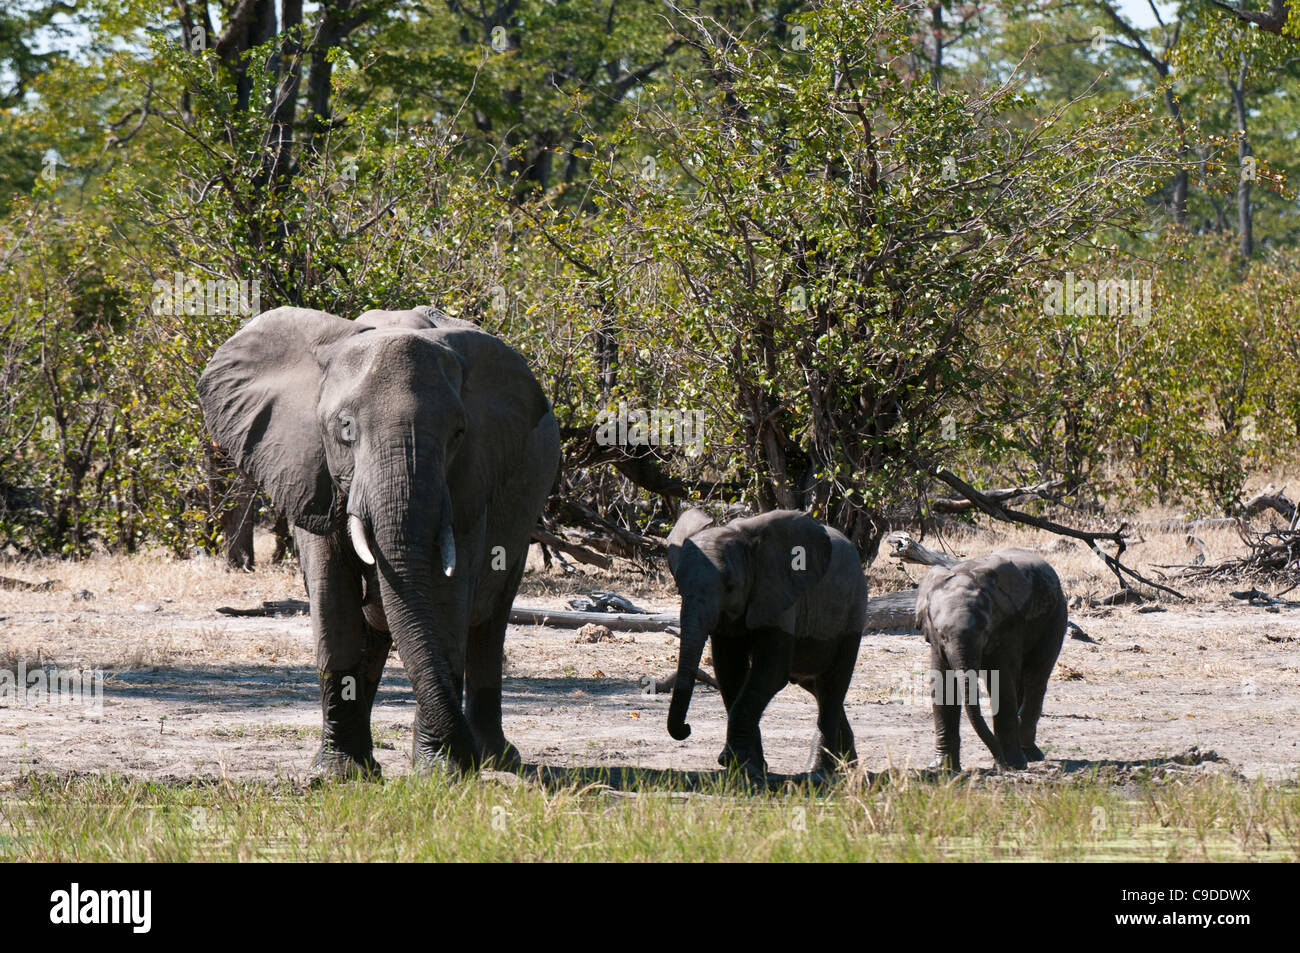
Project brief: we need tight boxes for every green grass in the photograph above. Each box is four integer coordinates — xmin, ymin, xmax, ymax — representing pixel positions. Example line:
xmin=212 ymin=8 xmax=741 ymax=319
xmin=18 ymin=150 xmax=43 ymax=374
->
xmin=2 ymin=770 xmax=1297 ymax=862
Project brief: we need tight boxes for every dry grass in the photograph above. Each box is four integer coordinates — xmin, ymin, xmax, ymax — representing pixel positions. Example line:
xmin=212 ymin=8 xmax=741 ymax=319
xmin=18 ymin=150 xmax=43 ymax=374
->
xmin=870 ymin=521 xmax=1254 ymax=600
xmin=0 ymin=515 xmax=1252 ymax=683
xmin=0 ymin=513 xmax=1280 ymax=672
xmin=0 ymin=533 xmax=306 ymax=673
xmin=4 ymin=510 xmax=1298 ymax=788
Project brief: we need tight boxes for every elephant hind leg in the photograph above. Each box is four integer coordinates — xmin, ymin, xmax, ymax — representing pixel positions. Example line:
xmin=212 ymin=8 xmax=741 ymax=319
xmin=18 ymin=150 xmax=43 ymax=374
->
xmin=928 ymin=640 xmax=961 ymax=772
xmin=807 ymin=635 xmax=861 ymax=774
xmin=464 ymin=557 xmax=527 ymax=770
xmin=991 ymin=660 xmax=1027 ymax=770
xmin=1017 ymin=625 xmax=1065 ymax=760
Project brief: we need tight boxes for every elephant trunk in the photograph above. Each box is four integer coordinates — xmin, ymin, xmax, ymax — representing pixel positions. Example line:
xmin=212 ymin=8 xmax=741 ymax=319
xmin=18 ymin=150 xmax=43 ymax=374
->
xmin=377 ymin=566 xmax=476 ymax=769
xmin=954 ymin=648 xmax=1004 ymax=766
xmin=667 ymin=598 xmax=717 ymax=741
xmin=362 ymin=462 xmax=476 ymax=770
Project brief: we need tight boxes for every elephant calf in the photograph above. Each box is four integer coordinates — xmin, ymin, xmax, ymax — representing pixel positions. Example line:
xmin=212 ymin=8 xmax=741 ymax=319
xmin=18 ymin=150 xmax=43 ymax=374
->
xmin=914 ymin=548 xmax=1067 ymax=771
xmin=664 ymin=508 xmax=868 ymax=778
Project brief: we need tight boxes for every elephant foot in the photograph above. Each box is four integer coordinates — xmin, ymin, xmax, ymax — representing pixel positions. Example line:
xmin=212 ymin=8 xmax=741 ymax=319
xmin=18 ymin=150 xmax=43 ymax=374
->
xmin=927 ymin=752 xmax=960 ymax=773
xmin=315 ymin=667 xmax=380 ymax=782
xmin=997 ymin=748 xmax=1029 ymax=771
xmin=809 ymin=741 xmax=857 ymax=776
xmin=809 ymin=753 xmax=855 ymax=776
xmin=1022 ymin=743 xmax=1045 ymax=762
xmin=311 ymin=746 xmax=382 ymax=783
xmin=805 ymin=768 xmax=840 ymax=788
xmin=718 ymin=744 xmax=767 ymax=783
xmin=410 ymin=748 xmax=460 ymax=781
xmin=413 ymin=721 xmax=480 ymax=776
xmin=477 ymin=738 xmax=523 ymax=773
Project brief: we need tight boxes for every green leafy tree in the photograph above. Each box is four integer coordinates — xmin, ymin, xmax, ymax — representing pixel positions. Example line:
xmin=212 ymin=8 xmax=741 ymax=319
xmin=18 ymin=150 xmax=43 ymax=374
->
xmin=582 ymin=0 xmax=1171 ymax=554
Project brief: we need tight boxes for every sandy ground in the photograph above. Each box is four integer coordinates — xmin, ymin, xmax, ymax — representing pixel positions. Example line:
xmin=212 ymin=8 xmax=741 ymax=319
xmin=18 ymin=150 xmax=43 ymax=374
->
xmin=2 ymin=527 xmax=1299 ymax=784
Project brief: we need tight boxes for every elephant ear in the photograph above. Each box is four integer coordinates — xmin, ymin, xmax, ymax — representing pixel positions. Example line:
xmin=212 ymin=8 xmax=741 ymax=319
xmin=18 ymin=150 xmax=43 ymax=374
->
xmin=416 ymin=323 xmax=554 ymax=497
xmin=914 ymin=567 xmax=948 ymax=640
xmin=197 ymin=307 xmax=360 ymax=534
xmin=743 ymin=513 xmax=834 ymax=630
xmin=665 ymin=508 xmax=716 ymax=574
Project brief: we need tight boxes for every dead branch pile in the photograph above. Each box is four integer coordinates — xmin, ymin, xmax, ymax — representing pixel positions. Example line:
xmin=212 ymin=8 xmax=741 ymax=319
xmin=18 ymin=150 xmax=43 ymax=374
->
xmin=531 ymin=497 xmax=668 ymax=572
xmin=929 ymin=479 xmax=1066 ymax=514
xmin=1158 ymin=486 xmax=1300 ymax=587
xmin=918 ymin=462 xmax=1185 ymax=600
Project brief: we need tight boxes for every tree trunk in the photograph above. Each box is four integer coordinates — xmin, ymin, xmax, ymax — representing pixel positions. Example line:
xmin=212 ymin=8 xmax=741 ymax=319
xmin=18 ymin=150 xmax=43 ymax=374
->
xmin=1229 ymin=62 xmax=1254 ymax=259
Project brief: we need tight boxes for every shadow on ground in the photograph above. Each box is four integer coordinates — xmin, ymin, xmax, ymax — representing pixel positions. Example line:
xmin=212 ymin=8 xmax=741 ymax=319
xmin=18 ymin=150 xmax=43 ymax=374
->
xmin=504 ymin=754 xmax=1228 ymax=795
xmin=86 ymin=666 xmax=1232 ymax=792
xmin=102 ymin=667 xmax=683 ymax=708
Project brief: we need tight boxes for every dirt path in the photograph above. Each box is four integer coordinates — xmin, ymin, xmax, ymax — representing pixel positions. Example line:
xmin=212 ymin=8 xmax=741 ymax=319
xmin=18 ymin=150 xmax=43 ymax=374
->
xmin=3 ymin=554 xmax=1297 ymax=783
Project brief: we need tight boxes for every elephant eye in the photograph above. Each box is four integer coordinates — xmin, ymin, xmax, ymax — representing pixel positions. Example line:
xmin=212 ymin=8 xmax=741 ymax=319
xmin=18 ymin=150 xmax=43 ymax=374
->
xmin=338 ymin=414 xmax=358 ymax=444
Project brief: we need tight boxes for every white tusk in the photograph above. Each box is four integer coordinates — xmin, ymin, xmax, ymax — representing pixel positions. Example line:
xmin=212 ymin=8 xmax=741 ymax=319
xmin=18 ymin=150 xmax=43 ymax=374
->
xmin=439 ymin=519 xmax=456 ymax=577
xmin=348 ymin=514 xmax=375 ymax=566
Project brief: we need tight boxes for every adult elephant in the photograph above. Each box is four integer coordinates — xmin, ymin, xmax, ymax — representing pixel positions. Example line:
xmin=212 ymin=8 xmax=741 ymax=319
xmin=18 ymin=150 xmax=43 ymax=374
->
xmin=198 ymin=305 xmax=559 ymax=778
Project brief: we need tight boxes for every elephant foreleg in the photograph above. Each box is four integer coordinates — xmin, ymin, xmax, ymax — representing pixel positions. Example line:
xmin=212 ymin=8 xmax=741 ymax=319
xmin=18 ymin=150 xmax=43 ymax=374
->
xmin=313 ymin=624 xmax=390 ymax=780
xmin=297 ymin=528 xmax=385 ymax=780
xmin=718 ymin=628 xmax=792 ymax=777
xmin=709 ymin=636 xmax=749 ymax=713
xmin=990 ymin=657 xmax=1028 ymax=770
xmin=929 ymin=640 xmax=961 ymax=772
xmin=464 ymin=558 xmax=526 ymax=770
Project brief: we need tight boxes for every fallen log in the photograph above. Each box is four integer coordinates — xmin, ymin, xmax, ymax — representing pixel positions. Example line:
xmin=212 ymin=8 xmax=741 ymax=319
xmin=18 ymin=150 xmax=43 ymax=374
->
xmin=509 ymin=607 xmax=679 ymax=631
xmin=216 ymin=598 xmax=309 ymax=617
xmin=639 ymin=669 xmax=721 ymax=695
xmin=863 ymin=589 xmax=919 ymax=631
xmin=510 ymin=589 xmax=922 ymax=634
xmin=0 ymin=575 xmax=58 ymax=591
xmin=885 ymin=532 xmax=959 ymax=568
xmin=1241 ymin=486 xmax=1297 ymax=524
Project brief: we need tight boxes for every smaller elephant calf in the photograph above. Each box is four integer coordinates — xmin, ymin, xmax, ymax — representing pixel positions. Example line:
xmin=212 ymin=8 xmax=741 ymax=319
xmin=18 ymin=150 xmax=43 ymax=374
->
xmin=914 ymin=548 xmax=1067 ymax=771
xmin=663 ymin=508 xmax=868 ymax=779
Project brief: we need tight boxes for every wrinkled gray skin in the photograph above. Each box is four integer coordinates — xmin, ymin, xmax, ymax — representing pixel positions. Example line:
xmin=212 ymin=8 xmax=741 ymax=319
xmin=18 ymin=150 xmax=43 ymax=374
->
xmin=915 ymin=549 xmax=1067 ymax=771
xmin=665 ymin=509 xmax=868 ymax=779
xmin=198 ymin=306 xmax=559 ymax=778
